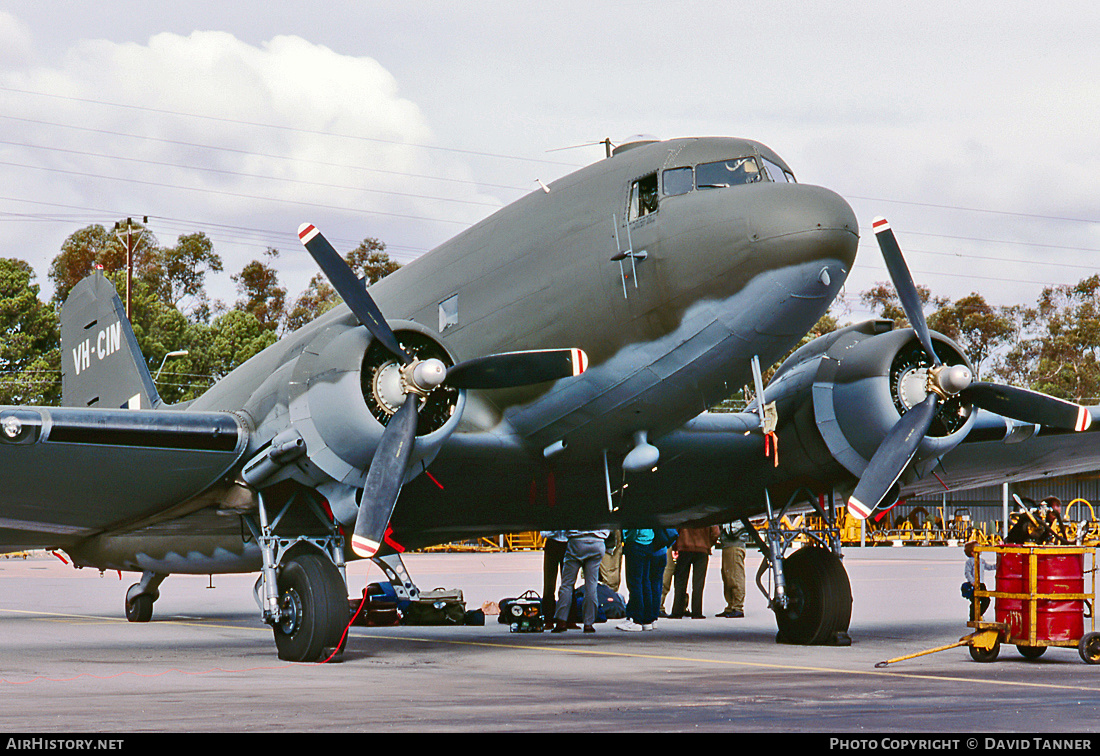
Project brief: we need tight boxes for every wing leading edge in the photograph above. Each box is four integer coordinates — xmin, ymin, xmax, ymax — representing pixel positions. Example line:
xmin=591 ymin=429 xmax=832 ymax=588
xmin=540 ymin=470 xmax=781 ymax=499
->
xmin=0 ymin=406 xmax=249 ymax=552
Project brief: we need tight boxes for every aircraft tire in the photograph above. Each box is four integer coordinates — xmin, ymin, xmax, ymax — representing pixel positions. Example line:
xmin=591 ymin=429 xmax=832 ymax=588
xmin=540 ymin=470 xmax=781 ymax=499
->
xmin=272 ymin=551 xmax=348 ymax=662
xmin=773 ymin=546 xmax=852 ymax=645
xmin=125 ymin=593 xmax=154 ymax=623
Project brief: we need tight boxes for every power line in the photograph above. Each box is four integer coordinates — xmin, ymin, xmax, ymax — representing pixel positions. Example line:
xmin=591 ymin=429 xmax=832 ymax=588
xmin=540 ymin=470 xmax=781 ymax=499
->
xmin=0 ymin=159 xmax=478 ymax=227
xmin=0 ymin=139 xmax=504 ymax=209
xmin=0 ymin=131 xmax=532 ymax=194
xmin=0 ymin=85 xmax=583 ymax=168
xmin=0 ymin=195 xmax=433 ymax=264
xmin=844 ymin=193 xmax=1099 ymax=226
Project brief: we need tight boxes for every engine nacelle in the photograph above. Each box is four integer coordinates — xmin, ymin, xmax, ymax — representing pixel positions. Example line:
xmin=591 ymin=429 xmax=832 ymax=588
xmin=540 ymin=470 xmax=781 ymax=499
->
xmin=247 ymin=319 xmax=464 ymax=512
xmin=768 ymin=320 xmax=976 ymax=484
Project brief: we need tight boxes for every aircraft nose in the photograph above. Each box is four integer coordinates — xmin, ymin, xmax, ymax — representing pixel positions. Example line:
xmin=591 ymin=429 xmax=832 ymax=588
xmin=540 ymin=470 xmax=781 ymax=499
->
xmin=748 ymin=183 xmax=859 ymax=267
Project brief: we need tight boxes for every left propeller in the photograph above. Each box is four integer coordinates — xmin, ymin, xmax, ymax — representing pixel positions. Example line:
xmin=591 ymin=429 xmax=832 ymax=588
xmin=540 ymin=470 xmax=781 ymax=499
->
xmin=298 ymin=223 xmax=589 ymax=557
xmin=846 ymin=218 xmax=1092 ymax=520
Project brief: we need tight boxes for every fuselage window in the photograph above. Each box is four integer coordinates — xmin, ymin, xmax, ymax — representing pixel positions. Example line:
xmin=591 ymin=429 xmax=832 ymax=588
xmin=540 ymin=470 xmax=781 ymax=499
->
xmin=662 ymin=166 xmax=693 ymax=196
xmin=696 ymin=157 xmax=763 ymax=189
xmin=762 ymin=157 xmax=796 ymax=183
xmin=628 ymin=172 xmax=659 ymax=221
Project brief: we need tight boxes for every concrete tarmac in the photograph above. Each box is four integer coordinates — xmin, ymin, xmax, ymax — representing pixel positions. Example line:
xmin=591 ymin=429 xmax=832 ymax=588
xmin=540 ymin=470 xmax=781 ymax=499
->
xmin=1 ymin=546 xmax=1099 ymax=735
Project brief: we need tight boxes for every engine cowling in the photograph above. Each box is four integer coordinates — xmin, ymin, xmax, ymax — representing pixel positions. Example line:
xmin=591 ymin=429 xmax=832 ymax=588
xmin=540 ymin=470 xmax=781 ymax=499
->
xmin=768 ymin=320 xmax=976 ymax=485
xmin=246 ymin=319 xmax=464 ymax=515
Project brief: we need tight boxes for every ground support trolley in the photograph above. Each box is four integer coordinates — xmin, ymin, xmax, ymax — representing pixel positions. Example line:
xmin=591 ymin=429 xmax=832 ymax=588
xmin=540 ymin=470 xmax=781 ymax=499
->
xmin=877 ymin=544 xmax=1099 ymax=667
xmin=970 ymin=544 xmax=1098 ymax=663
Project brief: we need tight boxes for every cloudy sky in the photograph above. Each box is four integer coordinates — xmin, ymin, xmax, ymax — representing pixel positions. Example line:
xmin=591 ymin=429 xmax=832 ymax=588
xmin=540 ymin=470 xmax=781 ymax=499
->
xmin=0 ymin=1 xmax=1097 ymax=319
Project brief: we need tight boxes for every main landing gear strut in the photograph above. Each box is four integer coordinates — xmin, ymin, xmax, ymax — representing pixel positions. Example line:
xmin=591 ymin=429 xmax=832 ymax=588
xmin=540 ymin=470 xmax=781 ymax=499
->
xmin=244 ymin=488 xmax=349 ymax=663
xmin=745 ymin=487 xmax=852 ymax=646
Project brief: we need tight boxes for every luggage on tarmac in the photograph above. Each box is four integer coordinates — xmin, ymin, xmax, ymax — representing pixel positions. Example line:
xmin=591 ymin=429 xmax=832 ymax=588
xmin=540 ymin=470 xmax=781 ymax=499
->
xmin=569 ymin=583 xmax=626 ymax=624
xmin=403 ymin=587 xmax=467 ymax=626
xmin=350 ymin=581 xmax=402 ymax=627
xmin=498 ymin=590 xmax=545 ymax=632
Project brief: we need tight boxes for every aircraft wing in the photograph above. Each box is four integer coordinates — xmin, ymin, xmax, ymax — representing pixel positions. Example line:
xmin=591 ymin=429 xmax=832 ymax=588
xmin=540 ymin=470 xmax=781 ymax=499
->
xmin=903 ymin=407 xmax=1100 ymax=498
xmin=0 ymin=405 xmax=249 ymax=552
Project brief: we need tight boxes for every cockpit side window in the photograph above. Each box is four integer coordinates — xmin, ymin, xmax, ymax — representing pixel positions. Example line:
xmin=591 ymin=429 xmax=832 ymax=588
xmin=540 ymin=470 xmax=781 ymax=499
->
xmin=662 ymin=167 xmax=693 ymax=196
xmin=696 ymin=157 xmax=763 ymax=189
xmin=762 ymin=157 xmax=796 ymax=183
xmin=628 ymin=172 xmax=659 ymax=221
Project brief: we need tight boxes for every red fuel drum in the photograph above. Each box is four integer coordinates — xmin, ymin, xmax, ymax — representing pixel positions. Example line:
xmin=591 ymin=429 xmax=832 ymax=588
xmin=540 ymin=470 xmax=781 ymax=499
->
xmin=995 ymin=550 xmax=1084 ymax=643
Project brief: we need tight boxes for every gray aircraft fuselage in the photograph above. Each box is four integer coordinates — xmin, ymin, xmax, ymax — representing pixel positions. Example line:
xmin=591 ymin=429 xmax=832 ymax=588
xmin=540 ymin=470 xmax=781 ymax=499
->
xmin=6 ymin=136 xmax=859 ymax=571
xmin=173 ymin=136 xmax=857 ymax=555
xmin=198 ymin=136 xmax=856 ymax=461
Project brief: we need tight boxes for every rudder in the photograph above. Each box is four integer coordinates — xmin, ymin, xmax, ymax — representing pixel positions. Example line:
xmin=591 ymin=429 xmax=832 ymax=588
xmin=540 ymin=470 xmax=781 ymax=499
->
xmin=60 ymin=272 xmax=160 ymax=409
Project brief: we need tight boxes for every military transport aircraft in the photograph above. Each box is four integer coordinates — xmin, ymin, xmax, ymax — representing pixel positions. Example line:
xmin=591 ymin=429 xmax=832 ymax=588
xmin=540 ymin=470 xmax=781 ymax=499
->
xmin=2 ymin=136 xmax=1097 ymax=661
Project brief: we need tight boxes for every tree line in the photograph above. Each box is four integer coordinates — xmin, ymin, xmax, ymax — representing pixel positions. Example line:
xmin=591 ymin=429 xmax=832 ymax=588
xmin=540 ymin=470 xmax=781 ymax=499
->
xmin=3 ymin=221 xmax=1100 ymax=407
xmin=0 ymin=221 xmax=399 ymax=406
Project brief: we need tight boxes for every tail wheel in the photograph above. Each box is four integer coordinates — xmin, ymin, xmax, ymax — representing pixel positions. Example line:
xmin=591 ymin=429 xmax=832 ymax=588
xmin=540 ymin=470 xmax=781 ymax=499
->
xmin=773 ymin=546 xmax=852 ymax=645
xmin=125 ymin=594 xmax=154 ymax=623
xmin=273 ymin=551 xmax=349 ymax=662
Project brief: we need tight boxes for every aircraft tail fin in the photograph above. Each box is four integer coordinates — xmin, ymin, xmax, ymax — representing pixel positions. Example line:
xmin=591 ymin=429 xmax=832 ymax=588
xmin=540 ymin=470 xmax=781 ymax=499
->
xmin=60 ymin=272 xmax=161 ymax=409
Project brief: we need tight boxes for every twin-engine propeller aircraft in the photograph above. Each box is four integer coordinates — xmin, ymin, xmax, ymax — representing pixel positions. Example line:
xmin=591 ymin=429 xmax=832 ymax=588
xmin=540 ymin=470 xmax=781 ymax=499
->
xmin=2 ymin=136 xmax=1097 ymax=661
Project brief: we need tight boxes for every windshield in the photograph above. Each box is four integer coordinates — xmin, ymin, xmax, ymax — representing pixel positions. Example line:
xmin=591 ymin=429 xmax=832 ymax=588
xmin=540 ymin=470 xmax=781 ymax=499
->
xmin=762 ymin=157 xmax=795 ymax=183
xmin=696 ymin=157 xmax=763 ymax=189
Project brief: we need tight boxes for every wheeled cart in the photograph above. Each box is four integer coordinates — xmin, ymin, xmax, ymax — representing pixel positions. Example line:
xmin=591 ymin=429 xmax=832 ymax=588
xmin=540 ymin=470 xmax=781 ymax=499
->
xmin=967 ymin=544 xmax=1098 ymax=663
xmin=877 ymin=544 xmax=1099 ymax=667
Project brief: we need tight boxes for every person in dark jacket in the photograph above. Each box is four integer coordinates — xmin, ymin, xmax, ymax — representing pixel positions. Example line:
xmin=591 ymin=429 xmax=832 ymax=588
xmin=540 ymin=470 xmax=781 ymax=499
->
xmin=670 ymin=525 xmax=720 ymax=619
xmin=541 ymin=531 xmax=568 ymax=620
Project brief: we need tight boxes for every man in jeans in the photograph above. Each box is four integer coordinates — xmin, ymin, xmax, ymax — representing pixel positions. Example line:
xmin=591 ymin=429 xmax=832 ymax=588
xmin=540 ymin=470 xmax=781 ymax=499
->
xmin=551 ymin=529 xmax=609 ymax=633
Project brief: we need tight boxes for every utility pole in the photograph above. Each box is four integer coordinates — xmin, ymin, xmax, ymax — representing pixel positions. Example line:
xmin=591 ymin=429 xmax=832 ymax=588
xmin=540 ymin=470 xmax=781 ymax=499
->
xmin=114 ymin=216 xmax=148 ymax=319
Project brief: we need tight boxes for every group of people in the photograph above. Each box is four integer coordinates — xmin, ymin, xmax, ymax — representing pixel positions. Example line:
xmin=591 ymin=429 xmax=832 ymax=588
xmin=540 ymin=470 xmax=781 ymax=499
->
xmin=542 ymin=521 xmax=752 ymax=633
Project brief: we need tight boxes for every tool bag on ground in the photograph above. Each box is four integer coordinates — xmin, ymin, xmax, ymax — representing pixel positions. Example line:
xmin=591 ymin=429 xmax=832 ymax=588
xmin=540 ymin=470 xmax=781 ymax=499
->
xmin=349 ymin=581 xmax=402 ymax=627
xmin=498 ymin=590 xmax=544 ymax=632
xmin=569 ymin=584 xmax=627 ymax=623
xmin=403 ymin=587 xmax=466 ymax=626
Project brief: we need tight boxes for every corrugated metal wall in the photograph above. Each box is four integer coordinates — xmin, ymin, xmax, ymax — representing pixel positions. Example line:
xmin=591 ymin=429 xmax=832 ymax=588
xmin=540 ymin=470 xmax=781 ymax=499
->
xmin=899 ymin=471 xmax=1100 ymax=533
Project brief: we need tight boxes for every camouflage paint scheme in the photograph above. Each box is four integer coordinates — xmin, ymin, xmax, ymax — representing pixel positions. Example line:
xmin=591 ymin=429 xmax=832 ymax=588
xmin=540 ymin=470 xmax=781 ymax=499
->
xmin=2 ymin=136 xmax=1097 ymax=580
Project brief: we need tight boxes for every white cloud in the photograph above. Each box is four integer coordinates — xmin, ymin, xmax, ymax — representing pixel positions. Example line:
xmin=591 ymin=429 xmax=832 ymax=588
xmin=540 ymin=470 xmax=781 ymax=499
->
xmin=0 ymin=12 xmax=33 ymax=68
xmin=0 ymin=28 xmax=497 ymax=302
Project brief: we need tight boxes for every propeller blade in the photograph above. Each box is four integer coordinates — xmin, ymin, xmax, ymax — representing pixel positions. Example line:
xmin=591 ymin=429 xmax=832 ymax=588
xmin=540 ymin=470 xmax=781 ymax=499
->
xmin=446 ymin=348 xmax=588 ymax=389
xmin=963 ymin=382 xmax=1092 ymax=432
xmin=351 ymin=394 xmax=419 ymax=558
xmin=872 ymin=217 xmax=940 ymax=365
xmin=298 ymin=223 xmax=411 ymax=365
xmin=848 ymin=394 xmax=939 ymax=520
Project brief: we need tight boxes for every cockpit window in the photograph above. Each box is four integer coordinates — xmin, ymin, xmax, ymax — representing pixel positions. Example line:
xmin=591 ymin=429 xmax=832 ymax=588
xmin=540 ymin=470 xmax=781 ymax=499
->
xmin=662 ymin=167 xmax=693 ymax=196
xmin=628 ymin=172 xmax=659 ymax=221
xmin=696 ymin=157 xmax=763 ymax=189
xmin=762 ymin=157 xmax=796 ymax=183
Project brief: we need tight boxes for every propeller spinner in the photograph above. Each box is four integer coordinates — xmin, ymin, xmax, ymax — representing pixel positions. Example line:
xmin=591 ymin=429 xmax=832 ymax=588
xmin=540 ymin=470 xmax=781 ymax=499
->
xmin=846 ymin=218 xmax=1092 ymax=520
xmin=298 ymin=223 xmax=588 ymax=557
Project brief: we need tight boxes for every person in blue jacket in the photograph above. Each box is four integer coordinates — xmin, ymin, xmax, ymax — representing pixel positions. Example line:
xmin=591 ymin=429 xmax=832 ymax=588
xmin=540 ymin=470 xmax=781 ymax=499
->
xmin=618 ymin=528 xmax=669 ymax=631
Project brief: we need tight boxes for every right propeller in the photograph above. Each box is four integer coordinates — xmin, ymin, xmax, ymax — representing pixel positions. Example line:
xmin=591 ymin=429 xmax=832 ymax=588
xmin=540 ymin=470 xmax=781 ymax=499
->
xmin=846 ymin=217 xmax=1092 ymax=520
xmin=298 ymin=223 xmax=588 ymax=557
